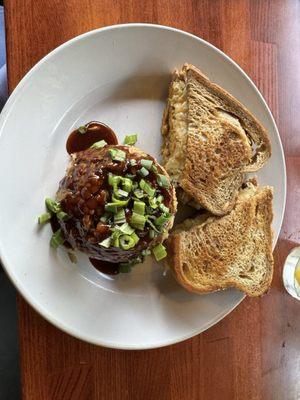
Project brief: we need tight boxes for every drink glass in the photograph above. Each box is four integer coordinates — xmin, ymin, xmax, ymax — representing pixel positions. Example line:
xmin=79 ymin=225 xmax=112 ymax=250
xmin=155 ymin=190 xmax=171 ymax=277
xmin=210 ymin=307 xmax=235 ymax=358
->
xmin=283 ymin=247 xmax=300 ymax=300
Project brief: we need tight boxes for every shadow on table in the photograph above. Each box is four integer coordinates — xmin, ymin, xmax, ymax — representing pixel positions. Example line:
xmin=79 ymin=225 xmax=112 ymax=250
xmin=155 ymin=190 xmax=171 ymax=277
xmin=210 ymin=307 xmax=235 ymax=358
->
xmin=0 ymin=4 xmax=21 ymax=400
xmin=0 ymin=267 xmax=21 ymax=400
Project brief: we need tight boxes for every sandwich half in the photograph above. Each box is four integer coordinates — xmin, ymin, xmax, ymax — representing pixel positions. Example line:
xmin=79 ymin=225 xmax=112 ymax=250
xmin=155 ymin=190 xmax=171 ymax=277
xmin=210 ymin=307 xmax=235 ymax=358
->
xmin=165 ymin=181 xmax=274 ymax=296
xmin=161 ymin=63 xmax=271 ymax=215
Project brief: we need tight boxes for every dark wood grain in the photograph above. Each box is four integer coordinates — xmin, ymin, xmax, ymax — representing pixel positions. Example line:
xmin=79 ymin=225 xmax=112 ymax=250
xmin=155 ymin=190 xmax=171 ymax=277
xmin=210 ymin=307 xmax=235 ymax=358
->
xmin=4 ymin=0 xmax=300 ymax=399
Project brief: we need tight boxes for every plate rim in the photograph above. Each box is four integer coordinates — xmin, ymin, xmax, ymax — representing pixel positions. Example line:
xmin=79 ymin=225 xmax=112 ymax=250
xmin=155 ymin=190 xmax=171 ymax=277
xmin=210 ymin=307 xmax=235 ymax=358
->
xmin=0 ymin=23 xmax=286 ymax=349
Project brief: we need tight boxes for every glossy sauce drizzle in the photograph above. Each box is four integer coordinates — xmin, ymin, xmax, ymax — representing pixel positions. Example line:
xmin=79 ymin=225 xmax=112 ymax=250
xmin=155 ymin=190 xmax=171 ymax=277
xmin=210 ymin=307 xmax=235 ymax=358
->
xmin=66 ymin=121 xmax=118 ymax=154
xmin=57 ymin=121 xmax=121 ymax=275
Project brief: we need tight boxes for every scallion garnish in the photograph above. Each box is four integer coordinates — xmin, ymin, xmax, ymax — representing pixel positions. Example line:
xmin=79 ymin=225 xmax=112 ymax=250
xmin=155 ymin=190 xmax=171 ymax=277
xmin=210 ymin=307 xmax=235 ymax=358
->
xmin=124 ymin=134 xmax=138 ymax=145
xmin=118 ymin=222 xmax=135 ymax=235
xmin=109 ymin=148 xmax=126 ymax=162
xmin=149 ymin=197 xmax=158 ymax=209
xmin=90 ymin=140 xmax=107 ymax=149
xmin=133 ymin=201 xmax=145 ymax=215
xmin=149 ymin=229 xmax=156 ymax=239
xmin=111 ymin=196 xmax=130 ymax=207
xmin=154 ymin=214 xmax=171 ymax=227
xmin=78 ymin=125 xmax=87 ymax=134
xmin=142 ymin=249 xmax=151 ymax=256
xmin=139 ymin=179 xmax=155 ymax=197
xmin=45 ymin=198 xmax=61 ymax=214
xmin=117 ymin=189 xmax=129 ymax=198
xmin=119 ymin=235 xmax=136 ymax=250
xmin=151 ymin=165 xmax=158 ymax=174
xmin=138 ymin=167 xmax=149 ymax=177
xmin=159 ymin=204 xmax=169 ymax=214
xmin=152 ymin=243 xmax=167 ymax=261
xmin=50 ymin=229 xmax=64 ymax=249
xmin=38 ymin=212 xmax=51 ymax=225
xmin=146 ymin=218 xmax=160 ymax=233
xmin=130 ymin=159 xmax=137 ymax=166
xmin=57 ymin=211 xmax=70 ymax=221
xmin=131 ymin=232 xmax=140 ymax=244
xmin=141 ymin=159 xmax=153 ymax=170
xmin=157 ymin=174 xmax=170 ymax=188
xmin=130 ymin=212 xmax=146 ymax=230
xmin=114 ymin=209 xmax=126 ymax=225
xmin=122 ymin=178 xmax=133 ymax=193
xmin=104 ymin=203 xmax=119 ymax=213
xmin=99 ymin=237 xmax=111 ymax=248
xmin=133 ymin=189 xmax=144 ymax=199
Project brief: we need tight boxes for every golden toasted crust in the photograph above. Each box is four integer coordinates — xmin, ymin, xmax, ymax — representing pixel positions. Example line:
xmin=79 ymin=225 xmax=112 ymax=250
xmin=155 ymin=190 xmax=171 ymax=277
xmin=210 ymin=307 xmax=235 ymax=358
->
xmin=161 ymin=64 xmax=272 ymax=215
xmin=183 ymin=64 xmax=271 ymax=171
xmin=166 ymin=184 xmax=274 ymax=297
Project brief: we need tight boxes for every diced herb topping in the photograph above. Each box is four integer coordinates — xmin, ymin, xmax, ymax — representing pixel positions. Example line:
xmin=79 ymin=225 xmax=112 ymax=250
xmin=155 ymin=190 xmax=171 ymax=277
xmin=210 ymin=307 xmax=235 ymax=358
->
xmin=124 ymin=134 xmax=138 ymax=145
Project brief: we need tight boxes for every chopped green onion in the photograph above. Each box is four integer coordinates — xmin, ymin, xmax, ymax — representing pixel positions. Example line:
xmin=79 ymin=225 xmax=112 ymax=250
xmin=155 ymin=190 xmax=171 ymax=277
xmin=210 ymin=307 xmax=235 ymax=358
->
xmin=146 ymin=206 xmax=154 ymax=215
xmin=146 ymin=218 xmax=160 ymax=233
xmin=50 ymin=229 xmax=64 ymax=249
xmin=122 ymin=178 xmax=133 ymax=193
xmin=142 ymin=249 xmax=151 ymax=257
xmin=99 ymin=237 xmax=111 ymax=248
xmin=78 ymin=125 xmax=87 ymax=134
xmin=38 ymin=212 xmax=51 ymax=225
xmin=157 ymin=174 xmax=170 ymax=188
xmin=156 ymin=195 xmax=164 ymax=203
xmin=159 ymin=204 xmax=169 ymax=213
xmin=114 ymin=209 xmax=126 ymax=224
xmin=119 ymin=235 xmax=135 ymax=250
xmin=141 ymin=159 xmax=153 ymax=170
xmin=111 ymin=196 xmax=129 ymax=207
xmin=149 ymin=198 xmax=158 ymax=209
xmin=104 ymin=203 xmax=119 ymax=213
xmin=139 ymin=179 xmax=155 ymax=197
xmin=130 ymin=159 xmax=137 ymax=166
xmin=123 ymin=134 xmax=138 ymax=145
xmin=133 ymin=189 xmax=144 ymax=199
xmin=131 ymin=232 xmax=140 ymax=244
xmin=57 ymin=211 xmax=70 ymax=221
xmin=45 ymin=198 xmax=61 ymax=214
xmin=111 ymin=230 xmax=121 ymax=247
xmin=133 ymin=201 xmax=145 ymax=215
xmin=108 ymin=173 xmax=121 ymax=187
xmin=90 ymin=139 xmax=107 ymax=149
xmin=138 ymin=167 xmax=149 ymax=177
xmin=125 ymin=173 xmax=135 ymax=179
xmin=118 ymin=222 xmax=135 ymax=235
xmin=151 ymin=165 xmax=158 ymax=174
xmin=149 ymin=229 xmax=156 ymax=239
xmin=152 ymin=243 xmax=167 ymax=261
xmin=130 ymin=212 xmax=146 ymax=230
xmin=109 ymin=148 xmax=126 ymax=162
xmin=154 ymin=214 xmax=171 ymax=227
xmin=117 ymin=189 xmax=129 ymax=198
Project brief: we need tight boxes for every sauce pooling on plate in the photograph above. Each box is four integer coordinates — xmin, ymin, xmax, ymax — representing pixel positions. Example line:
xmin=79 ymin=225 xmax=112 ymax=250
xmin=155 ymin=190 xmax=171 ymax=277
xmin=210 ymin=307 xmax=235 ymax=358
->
xmin=89 ymin=258 xmax=120 ymax=275
xmin=66 ymin=121 xmax=118 ymax=154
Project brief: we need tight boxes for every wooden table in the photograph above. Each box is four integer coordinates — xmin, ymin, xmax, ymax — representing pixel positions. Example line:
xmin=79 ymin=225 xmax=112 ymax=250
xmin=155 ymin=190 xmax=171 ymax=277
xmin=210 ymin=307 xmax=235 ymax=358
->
xmin=4 ymin=1 xmax=300 ymax=399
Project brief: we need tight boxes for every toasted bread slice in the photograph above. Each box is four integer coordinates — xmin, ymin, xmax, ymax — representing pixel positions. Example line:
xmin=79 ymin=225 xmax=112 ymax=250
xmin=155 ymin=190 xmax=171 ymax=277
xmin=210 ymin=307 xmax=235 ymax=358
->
xmin=161 ymin=64 xmax=271 ymax=215
xmin=166 ymin=182 xmax=274 ymax=296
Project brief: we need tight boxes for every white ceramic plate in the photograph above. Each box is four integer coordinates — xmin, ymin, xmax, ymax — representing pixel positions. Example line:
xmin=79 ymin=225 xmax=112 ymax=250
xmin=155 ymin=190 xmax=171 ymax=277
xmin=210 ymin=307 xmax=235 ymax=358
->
xmin=0 ymin=24 xmax=286 ymax=349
